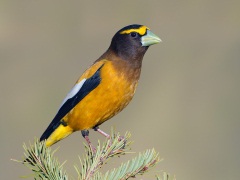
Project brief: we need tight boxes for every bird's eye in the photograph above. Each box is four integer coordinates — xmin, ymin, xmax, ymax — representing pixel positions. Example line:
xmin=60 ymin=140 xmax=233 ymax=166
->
xmin=130 ymin=32 xmax=137 ymax=38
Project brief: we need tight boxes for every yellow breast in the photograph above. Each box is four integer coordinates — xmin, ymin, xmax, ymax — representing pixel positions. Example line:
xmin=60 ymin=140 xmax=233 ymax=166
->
xmin=64 ymin=60 xmax=140 ymax=130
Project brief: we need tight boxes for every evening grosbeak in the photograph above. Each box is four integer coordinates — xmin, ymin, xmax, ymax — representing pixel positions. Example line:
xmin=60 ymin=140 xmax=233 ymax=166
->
xmin=40 ymin=24 xmax=161 ymax=148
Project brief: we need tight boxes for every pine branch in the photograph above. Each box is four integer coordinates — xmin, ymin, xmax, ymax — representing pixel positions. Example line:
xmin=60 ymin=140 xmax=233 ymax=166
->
xmin=156 ymin=172 xmax=176 ymax=180
xmin=22 ymin=139 xmax=68 ymax=180
xmin=15 ymin=129 xmax=175 ymax=180
xmin=103 ymin=148 xmax=159 ymax=179
xmin=75 ymin=130 xmax=132 ymax=180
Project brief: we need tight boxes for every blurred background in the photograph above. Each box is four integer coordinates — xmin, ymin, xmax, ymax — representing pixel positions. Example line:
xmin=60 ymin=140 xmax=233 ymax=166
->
xmin=1 ymin=0 xmax=240 ymax=179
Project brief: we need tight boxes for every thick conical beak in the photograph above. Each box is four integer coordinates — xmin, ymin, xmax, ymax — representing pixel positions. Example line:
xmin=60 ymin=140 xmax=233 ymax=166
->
xmin=141 ymin=30 xmax=162 ymax=46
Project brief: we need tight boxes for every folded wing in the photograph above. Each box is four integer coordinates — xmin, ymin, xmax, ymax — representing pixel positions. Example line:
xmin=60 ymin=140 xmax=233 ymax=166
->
xmin=40 ymin=64 xmax=104 ymax=141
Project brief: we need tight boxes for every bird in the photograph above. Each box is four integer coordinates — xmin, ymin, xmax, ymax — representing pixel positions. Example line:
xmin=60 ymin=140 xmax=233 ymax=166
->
xmin=40 ymin=24 xmax=161 ymax=149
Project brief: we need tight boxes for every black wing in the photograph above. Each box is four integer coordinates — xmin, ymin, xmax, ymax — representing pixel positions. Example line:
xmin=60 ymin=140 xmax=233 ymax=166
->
xmin=40 ymin=64 xmax=104 ymax=141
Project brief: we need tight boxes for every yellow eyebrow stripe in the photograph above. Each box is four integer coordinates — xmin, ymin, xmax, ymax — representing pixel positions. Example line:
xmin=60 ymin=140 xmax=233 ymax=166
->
xmin=120 ymin=26 xmax=150 ymax=35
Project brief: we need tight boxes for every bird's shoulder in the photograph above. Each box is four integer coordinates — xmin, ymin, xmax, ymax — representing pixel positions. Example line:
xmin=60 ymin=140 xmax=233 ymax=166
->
xmin=76 ymin=59 xmax=108 ymax=82
xmin=76 ymin=56 xmax=128 ymax=83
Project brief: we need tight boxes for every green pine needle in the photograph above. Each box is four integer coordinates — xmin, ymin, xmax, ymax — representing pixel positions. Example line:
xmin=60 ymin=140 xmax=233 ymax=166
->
xmin=75 ymin=130 xmax=132 ymax=180
xmin=14 ymin=128 xmax=174 ymax=180
xmin=156 ymin=172 xmax=176 ymax=180
xmin=22 ymin=139 xmax=68 ymax=180
xmin=103 ymin=149 xmax=159 ymax=180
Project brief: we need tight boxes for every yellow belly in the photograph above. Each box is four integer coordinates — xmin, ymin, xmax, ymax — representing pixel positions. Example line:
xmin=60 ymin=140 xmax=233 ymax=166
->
xmin=64 ymin=61 xmax=138 ymax=130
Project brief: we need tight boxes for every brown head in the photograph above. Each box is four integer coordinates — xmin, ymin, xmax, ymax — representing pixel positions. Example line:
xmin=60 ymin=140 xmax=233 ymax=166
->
xmin=106 ymin=24 xmax=161 ymax=66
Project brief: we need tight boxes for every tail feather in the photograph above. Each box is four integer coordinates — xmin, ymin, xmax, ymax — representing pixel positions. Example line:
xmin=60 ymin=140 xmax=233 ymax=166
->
xmin=41 ymin=124 xmax=73 ymax=147
xmin=40 ymin=121 xmax=61 ymax=142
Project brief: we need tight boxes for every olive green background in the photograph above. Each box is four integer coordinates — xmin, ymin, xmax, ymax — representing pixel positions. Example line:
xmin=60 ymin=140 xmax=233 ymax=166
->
xmin=1 ymin=1 xmax=240 ymax=179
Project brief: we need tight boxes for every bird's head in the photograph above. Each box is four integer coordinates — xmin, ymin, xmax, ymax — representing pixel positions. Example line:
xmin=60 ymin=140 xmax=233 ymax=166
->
xmin=109 ymin=24 xmax=161 ymax=62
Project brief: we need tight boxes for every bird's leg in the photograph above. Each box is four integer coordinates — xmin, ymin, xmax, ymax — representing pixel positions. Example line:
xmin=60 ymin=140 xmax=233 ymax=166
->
xmin=93 ymin=126 xmax=112 ymax=148
xmin=93 ymin=126 xmax=110 ymax=139
xmin=93 ymin=126 xmax=127 ymax=155
xmin=81 ymin=130 xmax=96 ymax=153
xmin=93 ymin=126 xmax=125 ymax=142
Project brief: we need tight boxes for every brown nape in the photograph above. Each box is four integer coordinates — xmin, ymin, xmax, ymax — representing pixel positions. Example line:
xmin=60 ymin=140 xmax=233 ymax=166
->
xmin=96 ymin=50 xmax=141 ymax=85
xmin=97 ymin=48 xmax=142 ymax=84
xmin=99 ymin=48 xmax=142 ymax=67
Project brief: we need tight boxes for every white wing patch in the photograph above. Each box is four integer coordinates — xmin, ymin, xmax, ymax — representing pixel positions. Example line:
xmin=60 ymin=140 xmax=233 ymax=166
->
xmin=58 ymin=79 xmax=87 ymax=110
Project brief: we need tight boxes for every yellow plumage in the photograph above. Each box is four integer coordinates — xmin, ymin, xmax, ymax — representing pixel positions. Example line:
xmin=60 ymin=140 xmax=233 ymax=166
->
xmin=40 ymin=24 xmax=161 ymax=147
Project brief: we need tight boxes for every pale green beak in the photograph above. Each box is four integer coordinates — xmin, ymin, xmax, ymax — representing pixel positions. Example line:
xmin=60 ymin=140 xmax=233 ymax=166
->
xmin=141 ymin=30 xmax=162 ymax=46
